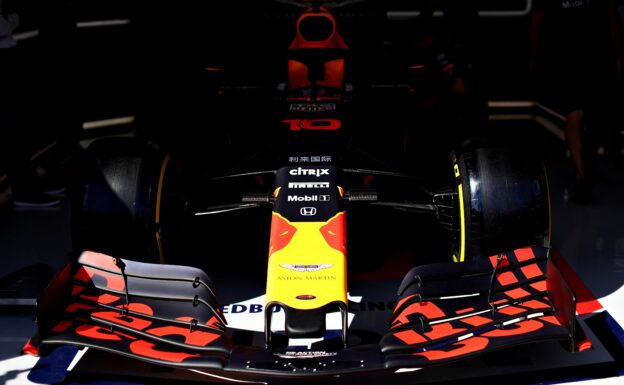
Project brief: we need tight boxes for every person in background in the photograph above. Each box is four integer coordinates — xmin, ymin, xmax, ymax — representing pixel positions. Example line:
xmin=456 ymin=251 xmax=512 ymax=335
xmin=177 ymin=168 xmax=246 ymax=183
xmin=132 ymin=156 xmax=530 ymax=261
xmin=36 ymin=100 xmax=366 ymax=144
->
xmin=401 ymin=0 xmax=485 ymax=159
xmin=0 ymin=0 xmax=62 ymax=208
xmin=529 ymin=0 xmax=623 ymax=204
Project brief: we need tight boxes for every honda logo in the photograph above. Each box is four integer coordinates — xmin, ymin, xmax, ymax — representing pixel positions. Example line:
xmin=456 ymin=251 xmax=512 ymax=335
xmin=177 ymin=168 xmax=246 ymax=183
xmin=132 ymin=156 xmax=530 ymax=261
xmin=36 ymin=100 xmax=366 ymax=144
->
xmin=300 ymin=207 xmax=317 ymax=216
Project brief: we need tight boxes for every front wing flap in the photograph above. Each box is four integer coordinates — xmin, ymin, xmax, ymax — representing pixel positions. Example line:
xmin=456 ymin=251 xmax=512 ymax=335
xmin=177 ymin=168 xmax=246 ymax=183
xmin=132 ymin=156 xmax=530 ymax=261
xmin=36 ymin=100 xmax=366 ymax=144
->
xmin=35 ymin=251 xmax=228 ymax=369
xmin=32 ymin=247 xmax=579 ymax=377
xmin=381 ymin=247 xmax=578 ymax=368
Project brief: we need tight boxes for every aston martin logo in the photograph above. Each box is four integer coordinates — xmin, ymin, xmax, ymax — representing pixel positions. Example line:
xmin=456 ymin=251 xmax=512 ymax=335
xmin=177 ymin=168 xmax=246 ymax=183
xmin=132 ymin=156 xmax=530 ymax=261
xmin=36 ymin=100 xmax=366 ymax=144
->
xmin=280 ymin=264 xmax=333 ymax=272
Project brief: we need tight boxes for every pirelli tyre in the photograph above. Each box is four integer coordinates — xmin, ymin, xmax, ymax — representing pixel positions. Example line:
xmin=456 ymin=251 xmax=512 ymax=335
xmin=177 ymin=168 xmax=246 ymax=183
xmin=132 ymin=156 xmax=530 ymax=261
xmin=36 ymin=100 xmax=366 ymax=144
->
xmin=72 ymin=137 xmax=173 ymax=263
xmin=451 ymin=143 xmax=551 ymax=261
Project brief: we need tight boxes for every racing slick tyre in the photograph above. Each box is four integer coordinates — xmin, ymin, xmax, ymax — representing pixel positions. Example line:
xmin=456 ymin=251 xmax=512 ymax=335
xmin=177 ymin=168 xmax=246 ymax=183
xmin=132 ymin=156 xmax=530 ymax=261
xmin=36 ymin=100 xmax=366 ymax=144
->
xmin=451 ymin=142 xmax=550 ymax=261
xmin=71 ymin=137 xmax=172 ymax=263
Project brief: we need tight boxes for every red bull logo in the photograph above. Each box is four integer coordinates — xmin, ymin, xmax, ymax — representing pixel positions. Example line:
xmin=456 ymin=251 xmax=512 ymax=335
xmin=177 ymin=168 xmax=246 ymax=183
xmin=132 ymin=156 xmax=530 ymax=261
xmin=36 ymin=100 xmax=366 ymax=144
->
xmin=268 ymin=213 xmax=298 ymax=257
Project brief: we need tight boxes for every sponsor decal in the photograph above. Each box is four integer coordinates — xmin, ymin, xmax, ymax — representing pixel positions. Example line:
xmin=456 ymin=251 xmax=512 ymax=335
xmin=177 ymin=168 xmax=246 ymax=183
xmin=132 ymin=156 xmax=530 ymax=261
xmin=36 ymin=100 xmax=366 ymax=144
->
xmin=220 ymin=300 xmax=398 ymax=315
xmin=290 ymin=103 xmax=337 ymax=113
xmin=275 ymin=351 xmax=338 ymax=359
xmin=276 ymin=275 xmax=337 ymax=281
xmin=300 ymin=207 xmax=317 ymax=216
xmin=561 ymin=0 xmax=590 ymax=9
xmin=280 ymin=264 xmax=333 ymax=272
xmin=289 ymin=156 xmax=332 ymax=163
xmin=287 ymin=195 xmax=330 ymax=202
xmin=220 ymin=294 xmax=359 ymax=339
xmin=296 ymin=295 xmax=317 ymax=300
xmin=289 ymin=167 xmax=330 ymax=177
xmin=284 ymin=118 xmax=341 ymax=131
xmin=221 ymin=304 xmax=265 ymax=314
xmin=288 ymin=182 xmax=330 ymax=189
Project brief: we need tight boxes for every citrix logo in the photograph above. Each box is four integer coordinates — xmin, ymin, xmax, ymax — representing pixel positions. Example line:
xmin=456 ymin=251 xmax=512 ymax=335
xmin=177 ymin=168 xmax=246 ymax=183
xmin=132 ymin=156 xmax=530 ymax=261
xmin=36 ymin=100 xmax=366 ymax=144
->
xmin=289 ymin=167 xmax=330 ymax=177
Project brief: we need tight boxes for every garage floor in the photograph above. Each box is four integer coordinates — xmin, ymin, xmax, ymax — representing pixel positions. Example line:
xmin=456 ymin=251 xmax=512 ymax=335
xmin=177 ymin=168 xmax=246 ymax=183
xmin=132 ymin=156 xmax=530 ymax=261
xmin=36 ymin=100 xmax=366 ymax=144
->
xmin=0 ymin=113 xmax=623 ymax=382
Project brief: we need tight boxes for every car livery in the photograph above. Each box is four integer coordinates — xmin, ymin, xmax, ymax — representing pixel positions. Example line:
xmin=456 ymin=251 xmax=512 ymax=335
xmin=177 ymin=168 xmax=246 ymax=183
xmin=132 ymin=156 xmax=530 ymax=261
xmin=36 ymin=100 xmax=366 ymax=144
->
xmin=23 ymin=0 xmax=588 ymax=382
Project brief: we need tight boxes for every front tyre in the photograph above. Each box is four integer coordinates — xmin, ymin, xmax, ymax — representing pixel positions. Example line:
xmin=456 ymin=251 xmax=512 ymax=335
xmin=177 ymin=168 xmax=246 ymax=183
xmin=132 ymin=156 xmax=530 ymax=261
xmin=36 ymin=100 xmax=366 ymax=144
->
xmin=451 ymin=143 xmax=550 ymax=261
xmin=71 ymin=137 xmax=171 ymax=262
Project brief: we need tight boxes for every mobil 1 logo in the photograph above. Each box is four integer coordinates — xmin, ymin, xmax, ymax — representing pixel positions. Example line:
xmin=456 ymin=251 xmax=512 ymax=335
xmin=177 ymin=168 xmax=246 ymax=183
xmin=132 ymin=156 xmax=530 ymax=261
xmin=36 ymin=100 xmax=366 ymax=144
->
xmin=287 ymin=195 xmax=330 ymax=202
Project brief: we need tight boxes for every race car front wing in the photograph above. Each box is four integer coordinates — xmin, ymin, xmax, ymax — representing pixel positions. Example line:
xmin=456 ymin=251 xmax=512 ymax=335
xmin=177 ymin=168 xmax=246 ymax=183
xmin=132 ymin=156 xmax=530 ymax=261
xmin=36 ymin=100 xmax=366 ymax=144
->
xmin=29 ymin=246 xmax=584 ymax=377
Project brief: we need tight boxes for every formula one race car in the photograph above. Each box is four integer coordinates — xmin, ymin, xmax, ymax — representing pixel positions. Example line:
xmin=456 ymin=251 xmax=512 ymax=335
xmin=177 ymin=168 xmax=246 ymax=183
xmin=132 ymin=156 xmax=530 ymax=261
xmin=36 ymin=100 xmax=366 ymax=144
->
xmin=26 ymin=1 xmax=587 ymax=383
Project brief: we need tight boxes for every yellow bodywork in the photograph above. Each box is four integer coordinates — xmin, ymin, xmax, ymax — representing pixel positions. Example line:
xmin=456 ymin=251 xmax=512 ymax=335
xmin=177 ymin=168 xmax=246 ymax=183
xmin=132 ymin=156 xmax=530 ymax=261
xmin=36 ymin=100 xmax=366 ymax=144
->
xmin=266 ymin=213 xmax=347 ymax=310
